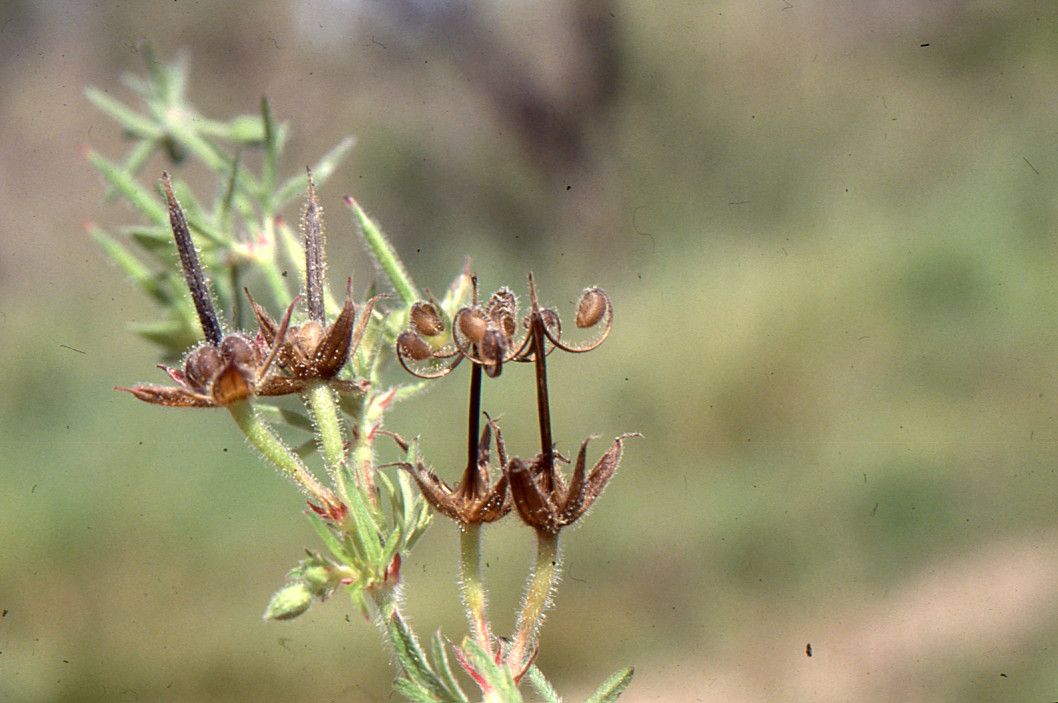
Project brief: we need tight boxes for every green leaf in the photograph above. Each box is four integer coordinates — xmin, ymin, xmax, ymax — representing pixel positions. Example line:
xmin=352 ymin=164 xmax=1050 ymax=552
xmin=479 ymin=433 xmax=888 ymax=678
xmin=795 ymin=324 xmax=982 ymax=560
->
xmin=387 ymin=612 xmax=453 ymax=701
xmin=86 ymin=150 xmax=168 ymax=226
xmin=393 ymin=676 xmax=441 ymax=703
xmin=102 ymin=139 xmax=159 ymax=202
xmin=459 ymin=639 xmax=521 ymax=701
xmin=274 ymin=136 xmax=356 ymax=207
xmin=127 ymin=317 xmax=198 ymax=356
xmin=89 ymin=225 xmax=170 ymax=305
xmin=525 ymin=666 xmax=562 ymax=703
xmin=432 ymin=631 xmax=468 ymax=703
xmin=225 ymin=114 xmax=268 ymax=144
xmin=254 ymin=405 xmax=315 ymax=433
xmin=261 ymin=97 xmax=279 ymax=209
xmin=346 ymin=197 xmax=420 ymax=306
xmin=583 ymin=667 xmax=634 ymax=703
xmin=306 ymin=511 xmax=355 ymax=564
xmin=344 ymin=479 xmax=383 ymax=567
xmin=85 ymin=88 xmax=163 ymax=139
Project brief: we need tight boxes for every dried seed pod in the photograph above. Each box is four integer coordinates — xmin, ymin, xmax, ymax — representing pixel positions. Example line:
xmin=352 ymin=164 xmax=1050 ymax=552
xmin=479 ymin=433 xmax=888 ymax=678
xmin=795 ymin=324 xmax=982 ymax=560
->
xmin=294 ymin=320 xmax=325 ymax=359
xmin=220 ymin=334 xmax=256 ymax=366
xmin=486 ymin=288 xmax=518 ymax=338
xmin=457 ymin=308 xmax=489 ymax=344
xmin=184 ymin=345 xmax=222 ymax=390
xmin=410 ymin=301 xmax=445 ymax=336
xmin=576 ymin=288 xmax=607 ymax=329
xmin=397 ymin=330 xmax=434 ymax=361
xmin=479 ymin=329 xmax=507 ymax=376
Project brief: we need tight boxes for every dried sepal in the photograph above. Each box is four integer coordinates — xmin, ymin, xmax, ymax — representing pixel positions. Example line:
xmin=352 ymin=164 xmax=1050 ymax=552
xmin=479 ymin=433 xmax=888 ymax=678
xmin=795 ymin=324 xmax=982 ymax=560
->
xmin=396 ymin=419 xmax=511 ymax=525
xmin=506 ymin=433 xmax=638 ymax=535
xmin=244 ymin=281 xmax=379 ymax=388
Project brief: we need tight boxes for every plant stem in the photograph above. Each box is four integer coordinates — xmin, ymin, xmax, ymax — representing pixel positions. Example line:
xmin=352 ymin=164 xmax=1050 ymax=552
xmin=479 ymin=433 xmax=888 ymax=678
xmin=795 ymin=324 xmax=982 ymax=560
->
xmin=305 ymin=382 xmax=351 ymax=500
xmin=529 ymin=314 xmax=555 ymax=493
xmin=508 ymin=530 xmax=560 ymax=671
xmin=460 ymin=523 xmax=493 ymax=652
xmin=350 ymin=388 xmax=396 ymax=508
xmin=227 ymin=399 xmax=334 ymax=506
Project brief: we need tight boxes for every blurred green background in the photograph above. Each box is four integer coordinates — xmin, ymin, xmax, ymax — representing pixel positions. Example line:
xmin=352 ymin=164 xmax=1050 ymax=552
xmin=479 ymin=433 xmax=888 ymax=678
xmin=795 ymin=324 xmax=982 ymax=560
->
xmin=4 ymin=1 xmax=1058 ymax=701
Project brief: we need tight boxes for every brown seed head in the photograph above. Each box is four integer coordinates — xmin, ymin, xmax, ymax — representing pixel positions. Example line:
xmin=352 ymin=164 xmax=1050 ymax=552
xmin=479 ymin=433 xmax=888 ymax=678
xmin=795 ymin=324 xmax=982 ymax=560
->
xmin=410 ymin=301 xmax=444 ymax=336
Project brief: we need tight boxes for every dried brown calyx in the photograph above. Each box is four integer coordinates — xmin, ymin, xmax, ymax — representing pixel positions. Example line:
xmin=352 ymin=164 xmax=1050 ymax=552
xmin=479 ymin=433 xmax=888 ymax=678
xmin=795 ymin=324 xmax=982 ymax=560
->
xmin=396 ymin=362 xmax=511 ymax=525
xmin=245 ymin=281 xmax=377 ymax=394
xmin=507 ymin=433 xmax=638 ymax=536
xmin=117 ymin=173 xmax=300 ymax=407
xmin=502 ymin=273 xmax=636 ymax=535
xmin=244 ymin=169 xmax=378 ymax=394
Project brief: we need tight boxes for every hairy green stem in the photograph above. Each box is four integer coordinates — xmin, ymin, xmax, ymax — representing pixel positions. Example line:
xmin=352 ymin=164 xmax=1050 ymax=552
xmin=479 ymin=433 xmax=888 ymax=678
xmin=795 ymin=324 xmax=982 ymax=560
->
xmin=305 ymin=382 xmax=351 ymax=500
xmin=351 ymin=389 xmax=395 ymax=508
xmin=508 ymin=530 xmax=560 ymax=670
xmin=460 ymin=523 xmax=493 ymax=652
xmin=227 ymin=400 xmax=334 ymax=506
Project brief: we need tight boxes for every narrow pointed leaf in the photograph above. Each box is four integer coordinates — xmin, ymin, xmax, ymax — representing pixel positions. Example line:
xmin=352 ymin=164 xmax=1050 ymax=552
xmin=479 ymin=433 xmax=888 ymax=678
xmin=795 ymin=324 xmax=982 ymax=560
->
xmin=127 ymin=317 xmax=198 ymax=355
xmin=85 ymin=88 xmax=163 ymax=139
xmin=432 ymin=631 xmax=468 ymax=703
xmin=393 ymin=677 xmax=441 ymax=703
xmin=275 ymin=136 xmax=356 ymax=207
xmin=387 ymin=612 xmax=451 ymax=700
xmin=583 ymin=666 xmax=634 ymax=703
xmin=525 ymin=666 xmax=562 ymax=703
xmin=459 ymin=639 xmax=521 ymax=701
xmin=344 ymin=478 xmax=383 ymax=566
xmin=306 ymin=511 xmax=355 ymax=564
xmin=345 ymin=197 xmax=419 ymax=305
xmin=90 ymin=225 xmax=170 ymax=305
xmin=261 ymin=97 xmax=278 ymax=207
xmin=86 ymin=150 xmax=167 ymax=225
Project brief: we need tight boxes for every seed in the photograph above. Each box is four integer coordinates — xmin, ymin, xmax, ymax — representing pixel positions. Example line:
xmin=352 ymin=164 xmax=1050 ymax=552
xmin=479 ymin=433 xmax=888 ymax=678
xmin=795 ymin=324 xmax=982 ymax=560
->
xmin=457 ymin=309 xmax=488 ymax=343
xmin=410 ymin=302 xmax=444 ymax=336
xmin=576 ymin=288 xmax=607 ymax=328
xmin=397 ymin=331 xmax=433 ymax=361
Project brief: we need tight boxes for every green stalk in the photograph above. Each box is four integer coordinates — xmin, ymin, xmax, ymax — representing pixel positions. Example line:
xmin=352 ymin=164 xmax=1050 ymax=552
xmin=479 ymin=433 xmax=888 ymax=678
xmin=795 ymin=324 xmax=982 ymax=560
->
xmin=227 ymin=400 xmax=334 ymax=506
xmin=350 ymin=390 xmax=391 ymax=508
xmin=460 ymin=523 xmax=493 ymax=652
xmin=508 ymin=530 xmax=560 ymax=671
xmin=305 ymin=382 xmax=351 ymax=500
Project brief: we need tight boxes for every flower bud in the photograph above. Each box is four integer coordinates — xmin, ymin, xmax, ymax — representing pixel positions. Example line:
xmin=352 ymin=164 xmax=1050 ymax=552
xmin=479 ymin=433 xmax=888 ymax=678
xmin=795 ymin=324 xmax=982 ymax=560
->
xmin=263 ymin=582 xmax=314 ymax=621
xmin=301 ymin=564 xmax=333 ymax=596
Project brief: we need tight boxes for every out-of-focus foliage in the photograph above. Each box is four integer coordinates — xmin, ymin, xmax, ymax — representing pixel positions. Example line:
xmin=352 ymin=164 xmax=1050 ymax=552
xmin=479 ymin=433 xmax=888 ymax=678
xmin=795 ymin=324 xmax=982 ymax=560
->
xmin=3 ymin=2 xmax=1058 ymax=701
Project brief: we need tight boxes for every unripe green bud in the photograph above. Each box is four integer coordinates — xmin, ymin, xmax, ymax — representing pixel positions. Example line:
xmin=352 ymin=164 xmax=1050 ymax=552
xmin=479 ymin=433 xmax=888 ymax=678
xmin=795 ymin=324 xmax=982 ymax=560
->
xmin=302 ymin=564 xmax=333 ymax=596
xmin=263 ymin=582 xmax=314 ymax=621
